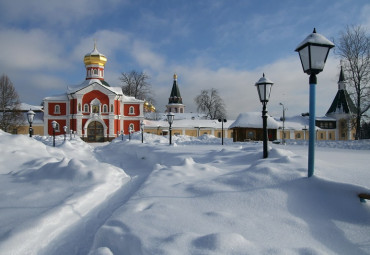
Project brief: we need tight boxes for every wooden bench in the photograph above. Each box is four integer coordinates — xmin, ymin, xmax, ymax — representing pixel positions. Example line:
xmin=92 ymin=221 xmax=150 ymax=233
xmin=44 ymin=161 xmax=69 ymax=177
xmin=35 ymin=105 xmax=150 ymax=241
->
xmin=358 ymin=193 xmax=370 ymax=203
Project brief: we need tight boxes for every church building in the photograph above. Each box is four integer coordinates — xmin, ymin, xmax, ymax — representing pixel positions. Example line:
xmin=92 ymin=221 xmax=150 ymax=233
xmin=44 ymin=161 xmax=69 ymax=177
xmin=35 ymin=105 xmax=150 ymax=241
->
xmin=43 ymin=44 xmax=144 ymax=142
xmin=323 ymin=66 xmax=356 ymax=140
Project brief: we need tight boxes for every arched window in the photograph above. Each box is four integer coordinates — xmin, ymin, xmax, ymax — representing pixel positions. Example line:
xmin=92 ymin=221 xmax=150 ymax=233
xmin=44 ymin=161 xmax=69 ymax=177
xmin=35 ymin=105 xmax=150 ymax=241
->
xmin=103 ymin=104 xmax=108 ymax=113
xmin=129 ymin=106 xmax=135 ymax=115
xmin=93 ymin=69 xmax=98 ymax=75
xmin=84 ymin=104 xmax=89 ymax=112
xmin=54 ymin=105 xmax=60 ymax=114
xmin=296 ymin=133 xmax=301 ymax=139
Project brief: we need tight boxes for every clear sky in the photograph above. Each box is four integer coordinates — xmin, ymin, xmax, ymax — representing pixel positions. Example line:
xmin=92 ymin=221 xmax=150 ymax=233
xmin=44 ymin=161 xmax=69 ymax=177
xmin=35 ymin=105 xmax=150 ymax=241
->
xmin=0 ymin=0 xmax=369 ymax=119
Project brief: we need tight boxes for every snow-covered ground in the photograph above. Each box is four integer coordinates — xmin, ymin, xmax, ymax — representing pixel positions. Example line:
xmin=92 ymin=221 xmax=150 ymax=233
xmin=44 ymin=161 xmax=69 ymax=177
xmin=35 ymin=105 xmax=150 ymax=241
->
xmin=0 ymin=130 xmax=369 ymax=255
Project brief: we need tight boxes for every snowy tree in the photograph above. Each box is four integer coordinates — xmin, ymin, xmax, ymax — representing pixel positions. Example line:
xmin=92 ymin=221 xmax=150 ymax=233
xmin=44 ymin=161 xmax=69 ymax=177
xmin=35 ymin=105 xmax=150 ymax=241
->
xmin=0 ymin=74 xmax=23 ymax=132
xmin=336 ymin=25 xmax=370 ymax=139
xmin=194 ymin=88 xmax=227 ymax=119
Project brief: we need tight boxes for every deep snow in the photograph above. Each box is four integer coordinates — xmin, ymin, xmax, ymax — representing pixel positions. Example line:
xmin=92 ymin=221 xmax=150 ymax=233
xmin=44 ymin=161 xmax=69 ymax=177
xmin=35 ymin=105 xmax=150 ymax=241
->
xmin=0 ymin=130 xmax=369 ymax=255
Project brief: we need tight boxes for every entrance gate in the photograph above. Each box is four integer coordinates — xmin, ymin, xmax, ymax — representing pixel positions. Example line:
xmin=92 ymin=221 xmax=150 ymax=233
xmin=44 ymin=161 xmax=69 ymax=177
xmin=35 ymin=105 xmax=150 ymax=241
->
xmin=87 ymin=121 xmax=104 ymax=142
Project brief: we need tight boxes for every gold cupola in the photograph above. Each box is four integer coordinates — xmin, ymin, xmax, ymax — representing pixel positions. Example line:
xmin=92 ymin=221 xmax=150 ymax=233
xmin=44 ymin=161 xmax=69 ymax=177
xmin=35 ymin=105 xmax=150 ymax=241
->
xmin=84 ymin=42 xmax=107 ymax=80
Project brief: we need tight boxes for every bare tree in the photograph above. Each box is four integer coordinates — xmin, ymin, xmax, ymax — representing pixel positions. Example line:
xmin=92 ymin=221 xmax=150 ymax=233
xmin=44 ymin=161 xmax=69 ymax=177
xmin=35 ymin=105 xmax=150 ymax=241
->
xmin=194 ymin=88 xmax=227 ymax=119
xmin=120 ymin=70 xmax=155 ymax=103
xmin=0 ymin=74 xmax=23 ymax=132
xmin=335 ymin=25 xmax=370 ymax=139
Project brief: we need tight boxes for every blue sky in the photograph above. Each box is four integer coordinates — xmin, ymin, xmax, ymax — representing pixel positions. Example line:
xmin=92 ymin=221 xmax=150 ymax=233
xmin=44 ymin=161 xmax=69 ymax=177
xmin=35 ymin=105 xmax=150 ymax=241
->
xmin=0 ymin=0 xmax=369 ymax=119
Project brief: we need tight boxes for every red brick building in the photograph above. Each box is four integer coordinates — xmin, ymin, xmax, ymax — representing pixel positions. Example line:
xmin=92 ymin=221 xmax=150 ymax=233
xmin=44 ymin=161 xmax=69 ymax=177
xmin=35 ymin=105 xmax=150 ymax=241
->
xmin=43 ymin=44 xmax=144 ymax=142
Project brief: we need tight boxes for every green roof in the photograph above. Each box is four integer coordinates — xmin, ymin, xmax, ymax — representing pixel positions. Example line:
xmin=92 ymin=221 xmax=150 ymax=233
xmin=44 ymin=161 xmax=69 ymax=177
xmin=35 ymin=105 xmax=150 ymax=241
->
xmin=326 ymin=89 xmax=356 ymax=115
xmin=168 ymin=79 xmax=183 ymax=104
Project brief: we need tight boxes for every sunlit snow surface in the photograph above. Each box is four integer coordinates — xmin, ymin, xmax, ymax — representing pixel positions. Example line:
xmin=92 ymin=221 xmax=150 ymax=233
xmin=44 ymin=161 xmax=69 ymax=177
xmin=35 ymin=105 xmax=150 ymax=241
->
xmin=0 ymin=130 xmax=369 ymax=255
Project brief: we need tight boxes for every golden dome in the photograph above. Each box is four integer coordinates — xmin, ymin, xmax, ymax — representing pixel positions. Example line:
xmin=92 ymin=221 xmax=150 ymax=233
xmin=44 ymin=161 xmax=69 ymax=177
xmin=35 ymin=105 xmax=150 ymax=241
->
xmin=173 ymin=73 xmax=177 ymax=80
xmin=84 ymin=42 xmax=107 ymax=67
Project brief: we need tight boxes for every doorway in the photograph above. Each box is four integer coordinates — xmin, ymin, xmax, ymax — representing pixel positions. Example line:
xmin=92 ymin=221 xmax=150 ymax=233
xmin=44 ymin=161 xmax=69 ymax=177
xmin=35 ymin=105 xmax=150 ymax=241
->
xmin=87 ymin=121 xmax=104 ymax=142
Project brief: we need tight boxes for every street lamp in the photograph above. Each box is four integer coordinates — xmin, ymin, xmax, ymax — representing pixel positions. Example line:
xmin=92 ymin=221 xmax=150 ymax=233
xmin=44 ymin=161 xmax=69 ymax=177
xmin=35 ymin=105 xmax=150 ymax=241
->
xmin=255 ymin=73 xmax=274 ymax=158
xmin=26 ymin=109 xmax=35 ymax=137
xmin=63 ymin=126 xmax=67 ymax=141
xmin=129 ymin=126 xmax=133 ymax=141
xmin=279 ymin=103 xmax=286 ymax=144
xmin=51 ymin=120 xmax=57 ymax=147
xmin=295 ymin=28 xmax=334 ymax=177
xmin=167 ymin=112 xmax=175 ymax=145
xmin=140 ymin=121 xmax=145 ymax=143
xmin=121 ymin=130 xmax=124 ymax=141
xmin=218 ymin=118 xmax=227 ymax=145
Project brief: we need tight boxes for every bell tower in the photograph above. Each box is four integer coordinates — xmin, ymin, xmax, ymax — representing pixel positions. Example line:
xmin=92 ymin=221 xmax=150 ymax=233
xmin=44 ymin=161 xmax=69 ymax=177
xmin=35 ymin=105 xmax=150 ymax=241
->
xmin=166 ymin=74 xmax=185 ymax=113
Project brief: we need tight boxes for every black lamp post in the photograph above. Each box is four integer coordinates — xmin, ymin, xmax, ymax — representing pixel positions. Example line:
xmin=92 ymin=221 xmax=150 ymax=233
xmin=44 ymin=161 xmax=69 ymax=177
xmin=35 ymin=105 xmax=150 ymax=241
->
xmin=167 ymin=112 xmax=175 ymax=145
xmin=121 ymin=130 xmax=124 ymax=141
xmin=279 ymin=103 xmax=286 ymax=144
xmin=51 ymin=120 xmax=57 ymax=147
xmin=218 ymin=118 xmax=227 ymax=145
xmin=63 ymin=126 xmax=67 ymax=141
xmin=26 ymin=109 xmax=35 ymax=137
xmin=140 ymin=121 xmax=144 ymax=143
xmin=295 ymin=28 xmax=334 ymax=177
xmin=255 ymin=73 xmax=274 ymax=158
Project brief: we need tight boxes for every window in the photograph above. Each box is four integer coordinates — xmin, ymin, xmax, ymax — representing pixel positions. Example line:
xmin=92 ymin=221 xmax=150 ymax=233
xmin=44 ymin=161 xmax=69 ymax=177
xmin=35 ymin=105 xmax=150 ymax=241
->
xmin=84 ymin=104 xmax=89 ymax=112
xmin=329 ymin=133 xmax=332 ymax=139
xmin=103 ymin=104 xmax=108 ymax=113
xmin=93 ymin=69 xmax=98 ymax=75
xmin=129 ymin=106 xmax=135 ymax=115
xmin=111 ymin=104 xmax=114 ymax=112
xmin=320 ymin=133 xmax=324 ymax=139
xmin=78 ymin=103 xmax=81 ymax=112
xmin=296 ymin=133 xmax=301 ymax=139
xmin=54 ymin=105 xmax=60 ymax=114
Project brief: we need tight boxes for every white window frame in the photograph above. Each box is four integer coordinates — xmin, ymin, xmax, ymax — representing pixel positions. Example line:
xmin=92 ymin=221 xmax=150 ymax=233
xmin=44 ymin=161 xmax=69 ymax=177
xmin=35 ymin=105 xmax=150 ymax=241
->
xmin=84 ymin=104 xmax=89 ymax=113
xmin=54 ymin=105 xmax=60 ymax=114
xmin=103 ymin=104 xmax=108 ymax=113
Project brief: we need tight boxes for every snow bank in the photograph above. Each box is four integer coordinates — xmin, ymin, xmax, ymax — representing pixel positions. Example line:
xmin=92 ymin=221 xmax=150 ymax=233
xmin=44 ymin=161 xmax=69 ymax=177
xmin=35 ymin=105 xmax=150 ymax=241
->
xmin=0 ymin=134 xmax=129 ymax=255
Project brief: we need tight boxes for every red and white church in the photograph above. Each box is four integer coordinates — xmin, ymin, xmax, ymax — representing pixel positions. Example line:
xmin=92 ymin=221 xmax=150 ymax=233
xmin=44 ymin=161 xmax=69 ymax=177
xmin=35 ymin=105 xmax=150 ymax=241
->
xmin=43 ymin=44 xmax=144 ymax=142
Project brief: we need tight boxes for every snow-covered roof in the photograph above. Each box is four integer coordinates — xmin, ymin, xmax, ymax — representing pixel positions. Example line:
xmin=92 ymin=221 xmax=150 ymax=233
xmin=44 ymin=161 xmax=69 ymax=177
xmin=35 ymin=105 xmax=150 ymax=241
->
xmin=144 ymin=118 xmax=233 ymax=129
xmin=43 ymin=93 xmax=68 ymax=101
xmin=18 ymin=103 xmax=43 ymax=111
xmin=67 ymin=79 xmax=122 ymax=94
xmin=121 ymin=94 xmax=144 ymax=103
xmin=229 ymin=112 xmax=279 ymax=129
